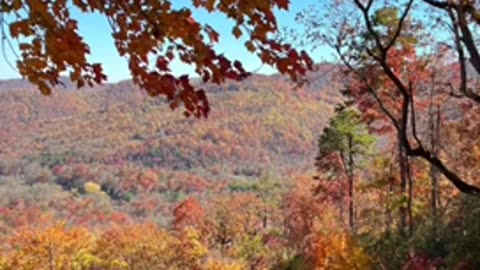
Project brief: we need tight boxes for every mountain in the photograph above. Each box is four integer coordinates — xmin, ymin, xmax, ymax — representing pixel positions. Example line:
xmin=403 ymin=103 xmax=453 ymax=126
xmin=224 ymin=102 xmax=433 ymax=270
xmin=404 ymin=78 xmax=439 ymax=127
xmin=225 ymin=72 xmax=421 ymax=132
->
xmin=0 ymin=65 xmax=340 ymax=180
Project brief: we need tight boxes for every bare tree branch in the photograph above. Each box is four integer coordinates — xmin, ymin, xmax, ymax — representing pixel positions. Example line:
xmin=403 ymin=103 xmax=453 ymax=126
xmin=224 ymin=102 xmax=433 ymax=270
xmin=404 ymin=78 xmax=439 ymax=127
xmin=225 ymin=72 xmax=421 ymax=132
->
xmin=348 ymin=0 xmax=480 ymax=196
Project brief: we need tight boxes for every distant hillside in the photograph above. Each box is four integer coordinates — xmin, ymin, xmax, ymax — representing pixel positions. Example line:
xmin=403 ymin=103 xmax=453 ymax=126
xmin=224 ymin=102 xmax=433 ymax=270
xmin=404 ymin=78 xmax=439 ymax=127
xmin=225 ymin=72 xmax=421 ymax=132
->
xmin=0 ymin=66 xmax=340 ymax=180
xmin=0 ymin=65 xmax=342 ymax=235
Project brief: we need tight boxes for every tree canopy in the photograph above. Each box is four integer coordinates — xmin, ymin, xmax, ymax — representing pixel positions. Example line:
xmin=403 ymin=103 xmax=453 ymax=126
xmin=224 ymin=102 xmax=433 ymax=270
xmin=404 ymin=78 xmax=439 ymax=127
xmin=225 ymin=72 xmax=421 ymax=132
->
xmin=0 ymin=0 xmax=313 ymax=117
xmin=298 ymin=0 xmax=480 ymax=196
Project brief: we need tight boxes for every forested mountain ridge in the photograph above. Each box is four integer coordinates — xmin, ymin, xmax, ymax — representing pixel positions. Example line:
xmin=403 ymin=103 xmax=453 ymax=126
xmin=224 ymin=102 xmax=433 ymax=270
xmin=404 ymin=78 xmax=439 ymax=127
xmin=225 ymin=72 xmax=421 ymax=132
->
xmin=0 ymin=64 xmax=338 ymax=173
xmin=4 ymin=0 xmax=480 ymax=267
xmin=1 ymin=62 xmax=480 ymax=269
xmin=0 ymin=66 xmax=338 ymax=236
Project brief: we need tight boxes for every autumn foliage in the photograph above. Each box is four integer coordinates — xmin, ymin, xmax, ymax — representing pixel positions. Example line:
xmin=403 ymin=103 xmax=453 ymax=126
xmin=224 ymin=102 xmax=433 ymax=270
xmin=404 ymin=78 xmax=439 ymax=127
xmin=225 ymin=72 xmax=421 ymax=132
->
xmin=3 ymin=0 xmax=480 ymax=269
xmin=1 ymin=0 xmax=313 ymax=117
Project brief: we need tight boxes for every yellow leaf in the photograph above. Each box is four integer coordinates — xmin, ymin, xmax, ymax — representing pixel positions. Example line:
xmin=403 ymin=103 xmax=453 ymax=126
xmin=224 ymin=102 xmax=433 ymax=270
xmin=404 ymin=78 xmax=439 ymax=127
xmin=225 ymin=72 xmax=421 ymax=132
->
xmin=84 ymin=181 xmax=101 ymax=194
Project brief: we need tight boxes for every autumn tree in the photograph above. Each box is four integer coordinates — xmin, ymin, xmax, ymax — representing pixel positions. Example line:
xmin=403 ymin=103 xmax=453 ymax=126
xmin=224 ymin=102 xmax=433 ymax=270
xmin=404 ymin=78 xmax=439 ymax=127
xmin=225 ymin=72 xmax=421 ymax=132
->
xmin=207 ymin=194 xmax=264 ymax=251
xmin=303 ymin=231 xmax=372 ymax=270
xmin=229 ymin=176 xmax=284 ymax=228
xmin=421 ymin=0 xmax=480 ymax=103
xmin=0 ymin=0 xmax=312 ymax=117
xmin=315 ymin=106 xmax=374 ymax=231
xmin=298 ymin=0 xmax=480 ymax=197
xmin=284 ymin=175 xmax=328 ymax=250
xmin=2 ymin=223 xmax=96 ymax=269
xmin=173 ymin=196 xmax=207 ymax=232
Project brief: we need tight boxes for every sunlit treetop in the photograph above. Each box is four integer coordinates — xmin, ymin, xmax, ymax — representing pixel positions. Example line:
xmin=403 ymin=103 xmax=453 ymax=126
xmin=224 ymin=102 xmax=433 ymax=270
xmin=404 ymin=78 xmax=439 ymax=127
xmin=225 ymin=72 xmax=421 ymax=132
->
xmin=0 ymin=0 xmax=313 ymax=117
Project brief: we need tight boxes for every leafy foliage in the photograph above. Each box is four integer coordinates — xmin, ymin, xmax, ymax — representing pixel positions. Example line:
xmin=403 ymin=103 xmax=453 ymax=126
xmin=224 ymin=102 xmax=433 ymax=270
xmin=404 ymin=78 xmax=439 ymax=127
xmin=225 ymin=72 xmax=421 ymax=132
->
xmin=3 ymin=0 xmax=480 ymax=268
xmin=1 ymin=0 xmax=313 ymax=117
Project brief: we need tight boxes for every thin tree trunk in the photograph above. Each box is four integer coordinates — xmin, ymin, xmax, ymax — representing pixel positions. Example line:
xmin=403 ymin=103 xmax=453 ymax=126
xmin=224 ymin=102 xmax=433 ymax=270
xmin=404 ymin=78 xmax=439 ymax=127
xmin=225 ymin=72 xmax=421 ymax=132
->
xmin=339 ymin=152 xmax=346 ymax=228
xmin=348 ymin=135 xmax=355 ymax=232
xmin=48 ymin=244 xmax=55 ymax=270
xmin=406 ymin=155 xmax=413 ymax=237
xmin=398 ymin=139 xmax=408 ymax=237
xmin=429 ymin=106 xmax=440 ymax=230
xmin=263 ymin=208 xmax=268 ymax=229
xmin=427 ymin=78 xmax=441 ymax=230
xmin=340 ymin=187 xmax=345 ymax=227
xmin=386 ymin=164 xmax=394 ymax=236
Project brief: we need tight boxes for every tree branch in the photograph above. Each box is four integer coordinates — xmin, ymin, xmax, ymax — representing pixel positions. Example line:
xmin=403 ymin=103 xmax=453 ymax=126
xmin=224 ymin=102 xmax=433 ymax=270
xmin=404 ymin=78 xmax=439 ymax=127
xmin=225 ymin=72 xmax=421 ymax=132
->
xmin=385 ymin=0 xmax=415 ymax=51
xmin=425 ymin=0 xmax=480 ymax=103
xmin=408 ymin=146 xmax=480 ymax=196
xmin=353 ymin=0 xmax=480 ymax=196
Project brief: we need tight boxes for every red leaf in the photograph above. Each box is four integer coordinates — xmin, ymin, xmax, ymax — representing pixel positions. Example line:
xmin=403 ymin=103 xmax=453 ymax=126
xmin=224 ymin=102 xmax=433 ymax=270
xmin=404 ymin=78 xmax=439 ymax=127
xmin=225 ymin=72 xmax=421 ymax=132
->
xmin=276 ymin=0 xmax=290 ymax=10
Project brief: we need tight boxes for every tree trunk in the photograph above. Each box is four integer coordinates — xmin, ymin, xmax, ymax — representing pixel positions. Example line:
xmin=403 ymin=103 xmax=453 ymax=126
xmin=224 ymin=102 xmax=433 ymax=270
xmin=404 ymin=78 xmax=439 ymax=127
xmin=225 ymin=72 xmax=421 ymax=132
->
xmin=339 ymin=186 xmax=345 ymax=227
xmin=398 ymin=138 xmax=408 ymax=237
xmin=263 ymin=208 xmax=268 ymax=229
xmin=406 ymin=155 xmax=413 ymax=237
xmin=348 ymin=135 xmax=355 ymax=232
xmin=429 ymin=102 xmax=441 ymax=229
xmin=48 ymin=244 xmax=55 ymax=270
xmin=386 ymin=164 xmax=394 ymax=236
xmin=427 ymin=79 xmax=441 ymax=228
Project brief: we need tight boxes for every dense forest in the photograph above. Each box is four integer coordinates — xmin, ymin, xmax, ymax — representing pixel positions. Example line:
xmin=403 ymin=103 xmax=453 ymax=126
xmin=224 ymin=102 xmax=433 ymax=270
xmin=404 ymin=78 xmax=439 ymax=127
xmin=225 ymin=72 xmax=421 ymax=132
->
xmin=0 ymin=71 xmax=341 ymax=269
xmin=2 ymin=0 xmax=480 ymax=269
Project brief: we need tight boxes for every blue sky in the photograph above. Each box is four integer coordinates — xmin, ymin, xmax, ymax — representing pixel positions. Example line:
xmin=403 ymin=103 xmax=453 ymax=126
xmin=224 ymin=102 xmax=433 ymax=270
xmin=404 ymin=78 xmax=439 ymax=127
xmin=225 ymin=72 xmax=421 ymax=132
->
xmin=0 ymin=1 xmax=331 ymax=82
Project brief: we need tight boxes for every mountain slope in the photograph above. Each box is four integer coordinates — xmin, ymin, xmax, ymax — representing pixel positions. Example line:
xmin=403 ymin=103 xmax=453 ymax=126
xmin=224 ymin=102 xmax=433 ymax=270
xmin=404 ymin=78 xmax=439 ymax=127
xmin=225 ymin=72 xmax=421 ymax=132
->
xmin=0 ymin=68 xmax=338 ymax=179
